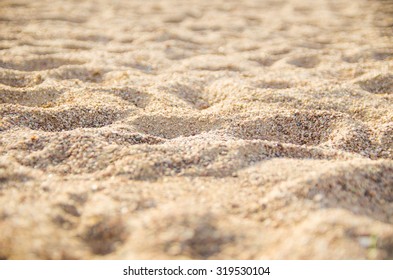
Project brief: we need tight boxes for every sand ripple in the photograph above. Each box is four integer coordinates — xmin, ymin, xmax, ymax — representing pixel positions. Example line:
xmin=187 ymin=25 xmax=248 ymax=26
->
xmin=0 ymin=0 xmax=392 ymax=259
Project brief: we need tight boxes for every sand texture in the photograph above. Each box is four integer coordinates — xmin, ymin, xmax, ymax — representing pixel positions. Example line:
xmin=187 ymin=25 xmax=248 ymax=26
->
xmin=0 ymin=0 xmax=393 ymax=259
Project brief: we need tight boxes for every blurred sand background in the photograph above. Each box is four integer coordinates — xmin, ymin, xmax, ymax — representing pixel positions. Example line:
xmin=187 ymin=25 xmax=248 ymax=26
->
xmin=0 ymin=0 xmax=392 ymax=259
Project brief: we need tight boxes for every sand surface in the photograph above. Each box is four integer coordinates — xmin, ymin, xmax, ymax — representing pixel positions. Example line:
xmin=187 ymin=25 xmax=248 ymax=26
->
xmin=0 ymin=0 xmax=392 ymax=259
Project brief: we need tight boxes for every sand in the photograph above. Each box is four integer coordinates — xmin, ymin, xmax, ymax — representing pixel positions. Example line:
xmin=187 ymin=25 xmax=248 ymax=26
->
xmin=0 ymin=0 xmax=392 ymax=259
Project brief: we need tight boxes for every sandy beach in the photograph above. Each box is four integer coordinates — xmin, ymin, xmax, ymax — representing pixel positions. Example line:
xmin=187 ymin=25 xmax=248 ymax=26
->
xmin=0 ymin=0 xmax=392 ymax=259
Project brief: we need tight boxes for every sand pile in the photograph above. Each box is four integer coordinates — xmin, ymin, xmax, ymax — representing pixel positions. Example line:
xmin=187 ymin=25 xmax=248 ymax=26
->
xmin=0 ymin=0 xmax=392 ymax=259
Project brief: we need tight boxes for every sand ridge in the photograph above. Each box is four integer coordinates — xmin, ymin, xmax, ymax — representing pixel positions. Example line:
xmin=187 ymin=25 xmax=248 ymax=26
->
xmin=0 ymin=0 xmax=392 ymax=259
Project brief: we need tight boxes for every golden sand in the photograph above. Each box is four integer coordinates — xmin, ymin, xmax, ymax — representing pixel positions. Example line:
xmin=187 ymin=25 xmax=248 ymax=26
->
xmin=0 ymin=0 xmax=392 ymax=259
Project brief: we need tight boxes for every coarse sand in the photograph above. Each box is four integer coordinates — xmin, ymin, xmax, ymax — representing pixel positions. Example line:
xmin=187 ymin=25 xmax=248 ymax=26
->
xmin=0 ymin=0 xmax=392 ymax=259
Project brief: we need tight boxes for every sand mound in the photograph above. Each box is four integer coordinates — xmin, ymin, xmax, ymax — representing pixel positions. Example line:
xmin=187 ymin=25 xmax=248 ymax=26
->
xmin=0 ymin=0 xmax=392 ymax=259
